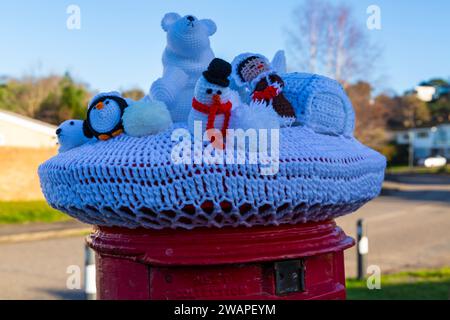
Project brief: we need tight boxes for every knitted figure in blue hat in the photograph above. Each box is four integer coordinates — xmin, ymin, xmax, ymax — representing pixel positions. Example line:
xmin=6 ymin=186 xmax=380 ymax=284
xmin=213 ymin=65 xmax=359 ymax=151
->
xmin=232 ymin=53 xmax=296 ymax=122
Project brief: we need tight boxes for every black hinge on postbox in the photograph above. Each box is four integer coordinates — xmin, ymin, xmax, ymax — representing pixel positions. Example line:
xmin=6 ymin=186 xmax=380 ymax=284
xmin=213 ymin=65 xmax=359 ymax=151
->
xmin=274 ymin=259 xmax=306 ymax=295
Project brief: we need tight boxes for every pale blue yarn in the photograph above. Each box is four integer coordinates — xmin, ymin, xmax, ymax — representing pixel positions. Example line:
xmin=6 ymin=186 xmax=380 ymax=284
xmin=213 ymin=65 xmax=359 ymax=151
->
xmin=38 ymin=73 xmax=386 ymax=230
xmin=283 ymin=72 xmax=355 ymax=137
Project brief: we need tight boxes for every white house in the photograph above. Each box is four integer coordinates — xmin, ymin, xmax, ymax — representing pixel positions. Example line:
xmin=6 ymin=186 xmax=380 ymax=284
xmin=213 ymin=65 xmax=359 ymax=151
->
xmin=415 ymin=81 xmax=450 ymax=102
xmin=415 ymin=85 xmax=436 ymax=102
xmin=0 ymin=110 xmax=57 ymax=148
xmin=395 ymin=123 xmax=450 ymax=161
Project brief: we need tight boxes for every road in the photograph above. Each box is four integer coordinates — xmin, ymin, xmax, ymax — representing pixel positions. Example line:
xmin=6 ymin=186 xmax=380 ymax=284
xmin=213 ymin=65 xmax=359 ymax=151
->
xmin=0 ymin=188 xmax=449 ymax=299
xmin=0 ymin=235 xmax=86 ymax=299
xmin=338 ymin=192 xmax=450 ymax=278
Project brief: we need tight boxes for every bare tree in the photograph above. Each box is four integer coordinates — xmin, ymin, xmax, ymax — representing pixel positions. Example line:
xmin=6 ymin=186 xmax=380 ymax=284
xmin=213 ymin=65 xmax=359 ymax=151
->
xmin=19 ymin=75 xmax=61 ymax=116
xmin=391 ymin=95 xmax=430 ymax=129
xmin=286 ymin=0 xmax=381 ymax=86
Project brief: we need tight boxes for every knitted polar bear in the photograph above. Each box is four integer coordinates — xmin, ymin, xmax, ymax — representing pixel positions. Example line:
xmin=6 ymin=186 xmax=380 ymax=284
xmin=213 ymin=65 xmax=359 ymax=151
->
xmin=150 ymin=13 xmax=217 ymax=123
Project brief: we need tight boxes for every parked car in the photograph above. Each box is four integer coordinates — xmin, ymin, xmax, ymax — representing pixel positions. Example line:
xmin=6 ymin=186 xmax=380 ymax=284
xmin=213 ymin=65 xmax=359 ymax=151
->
xmin=421 ymin=156 xmax=447 ymax=168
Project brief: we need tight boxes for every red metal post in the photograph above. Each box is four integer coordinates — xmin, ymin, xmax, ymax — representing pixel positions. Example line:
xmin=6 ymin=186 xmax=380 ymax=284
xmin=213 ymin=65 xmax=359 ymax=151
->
xmin=87 ymin=219 xmax=354 ymax=300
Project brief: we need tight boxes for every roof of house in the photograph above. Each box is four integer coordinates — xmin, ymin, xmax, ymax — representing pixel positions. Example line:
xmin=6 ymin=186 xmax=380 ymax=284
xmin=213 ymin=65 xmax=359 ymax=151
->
xmin=0 ymin=109 xmax=57 ymax=136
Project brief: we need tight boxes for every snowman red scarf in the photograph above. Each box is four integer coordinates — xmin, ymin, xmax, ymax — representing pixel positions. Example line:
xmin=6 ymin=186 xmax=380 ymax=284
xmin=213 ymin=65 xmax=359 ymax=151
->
xmin=192 ymin=98 xmax=232 ymax=149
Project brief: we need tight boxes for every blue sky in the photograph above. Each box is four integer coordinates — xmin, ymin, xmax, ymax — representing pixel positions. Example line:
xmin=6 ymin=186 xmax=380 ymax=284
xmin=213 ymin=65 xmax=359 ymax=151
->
xmin=0 ymin=0 xmax=448 ymax=95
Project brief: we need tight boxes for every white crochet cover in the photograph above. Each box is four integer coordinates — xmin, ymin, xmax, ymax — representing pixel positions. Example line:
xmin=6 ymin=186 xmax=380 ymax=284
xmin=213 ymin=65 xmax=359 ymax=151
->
xmin=39 ymin=123 xmax=386 ymax=230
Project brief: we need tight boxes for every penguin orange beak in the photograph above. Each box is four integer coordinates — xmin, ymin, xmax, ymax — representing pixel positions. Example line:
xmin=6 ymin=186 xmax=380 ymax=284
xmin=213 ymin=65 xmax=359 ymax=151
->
xmin=212 ymin=94 xmax=221 ymax=104
xmin=95 ymin=102 xmax=104 ymax=110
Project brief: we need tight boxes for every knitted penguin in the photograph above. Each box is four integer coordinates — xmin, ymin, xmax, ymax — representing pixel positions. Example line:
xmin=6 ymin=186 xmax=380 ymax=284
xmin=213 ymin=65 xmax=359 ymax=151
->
xmin=188 ymin=58 xmax=233 ymax=149
xmin=231 ymin=53 xmax=296 ymax=120
xmin=85 ymin=91 xmax=173 ymax=140
xmin=85 ymin=92 xmax=128 ymax=141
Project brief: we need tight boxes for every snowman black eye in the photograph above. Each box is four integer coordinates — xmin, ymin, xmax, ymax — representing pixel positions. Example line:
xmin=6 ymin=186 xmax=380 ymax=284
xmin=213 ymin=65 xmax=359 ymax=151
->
xmin=70 ymin=121 xmax=74 ymax=125
xmin=105 ymin=100 xmax=110 ymax=105
xmin=206 ymin=89 xmax=213 ymax=94
xmin=216 ymin=90 xmax=222 ymax=95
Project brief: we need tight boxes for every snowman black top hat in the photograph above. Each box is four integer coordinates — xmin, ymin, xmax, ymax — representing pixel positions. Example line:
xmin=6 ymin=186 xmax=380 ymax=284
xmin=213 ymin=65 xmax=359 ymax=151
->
xmin=203 ymin=58 xmax=232 ymax=88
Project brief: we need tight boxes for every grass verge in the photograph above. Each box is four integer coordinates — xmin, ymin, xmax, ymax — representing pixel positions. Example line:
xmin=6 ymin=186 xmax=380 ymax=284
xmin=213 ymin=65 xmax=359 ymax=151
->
xmin=347 ymin=268 xmax=450 ymax=300
xmin=386 ymin=165 xmax=450 ymax=175
xmin=0 ymin=201 xmax=70 ymax=224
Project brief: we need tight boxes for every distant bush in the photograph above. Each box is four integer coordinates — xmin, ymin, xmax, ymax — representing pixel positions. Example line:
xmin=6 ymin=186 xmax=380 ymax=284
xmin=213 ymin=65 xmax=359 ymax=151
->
xmin=0 ymin=72 xmax=90 ymax=125
xmin=386 ymin=142 xmax=409 ymax=166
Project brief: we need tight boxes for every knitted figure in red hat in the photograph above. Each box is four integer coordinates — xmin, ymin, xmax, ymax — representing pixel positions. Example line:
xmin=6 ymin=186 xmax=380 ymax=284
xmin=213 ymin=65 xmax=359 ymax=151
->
xmin=232 ymin=53 xmax=296 ymax=120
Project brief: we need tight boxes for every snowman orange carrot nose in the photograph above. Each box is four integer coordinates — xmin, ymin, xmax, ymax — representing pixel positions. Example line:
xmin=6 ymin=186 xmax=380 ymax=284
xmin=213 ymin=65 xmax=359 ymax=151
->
xmin=95 ymin=101 xmax=104 ymax=110
xmin=212 ymin=94 xmax=221 ymax=104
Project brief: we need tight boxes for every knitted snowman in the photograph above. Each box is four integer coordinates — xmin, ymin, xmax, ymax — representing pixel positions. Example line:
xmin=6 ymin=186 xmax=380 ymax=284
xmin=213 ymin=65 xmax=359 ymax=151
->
xmin=188 ymin=58 xmax=233 ymax=149
xmin=231 ymin=53 xmax=296 ymax=120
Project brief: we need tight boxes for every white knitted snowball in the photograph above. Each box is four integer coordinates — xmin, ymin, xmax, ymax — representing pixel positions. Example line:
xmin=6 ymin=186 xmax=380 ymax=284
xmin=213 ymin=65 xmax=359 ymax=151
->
xmin=229 ymin=100 xmax=280 ymax=132
xmin=122 ymin=99 xmax=172 ymax=137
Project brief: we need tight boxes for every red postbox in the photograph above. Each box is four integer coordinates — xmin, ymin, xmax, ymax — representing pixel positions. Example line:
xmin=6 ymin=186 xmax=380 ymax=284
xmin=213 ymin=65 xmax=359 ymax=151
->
xmin=88 ymin=219 xmax=354 ymax=300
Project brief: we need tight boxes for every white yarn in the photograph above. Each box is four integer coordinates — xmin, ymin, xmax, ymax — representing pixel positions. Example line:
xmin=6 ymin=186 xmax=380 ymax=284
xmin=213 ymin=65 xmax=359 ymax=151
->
xmin=229 ymin=100 xmax=280 ymax=132
xmin=282 ymin=73 xmax=355 ymax=137
xmin=57 ymin=120 xmax=92 ymax=153
xmin=271 ymin=50 xmax=287 ymax=74
xmin=122 ymin=99 xmax=172 ymax=137
xmin=278 ymin=116 xmax=296 ymax=128
xmin=188 ymin=76 xmax=234 ymax=135
xmin=150 ymin=13 xmax=216 ymax=123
